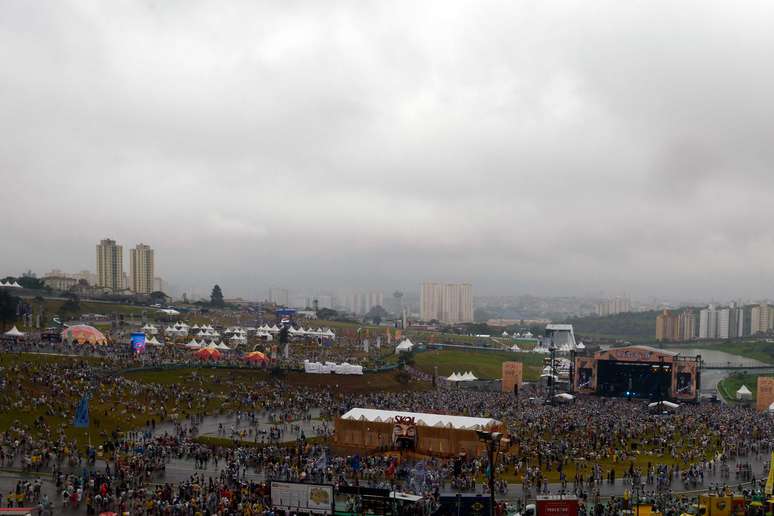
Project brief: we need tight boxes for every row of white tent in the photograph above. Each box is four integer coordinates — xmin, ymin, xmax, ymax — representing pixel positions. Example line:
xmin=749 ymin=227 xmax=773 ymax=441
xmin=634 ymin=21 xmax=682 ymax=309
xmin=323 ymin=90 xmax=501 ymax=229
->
xmin=0 ymin=281 xmax=22 ymax=288
xmin=446 ymin=371 xmax=478 ymax=382
xmin=185 ymin=340 xmax=231 ymax=350
xmin=303 ymin=360 xmax=363 ymax=375
xmin=501 ymin=331 xmax=534 ymax=338
xmin=255 ymin=324 xmax=336 ymax=339
xmin=532 ymin=342 xmax=586 ymax=354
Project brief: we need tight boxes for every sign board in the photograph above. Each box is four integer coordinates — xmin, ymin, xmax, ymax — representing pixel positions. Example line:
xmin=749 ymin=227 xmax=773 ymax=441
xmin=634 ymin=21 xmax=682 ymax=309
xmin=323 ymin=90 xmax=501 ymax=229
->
xmin=501 ymin=361 xmax=523 ymax=393
xmin=271 ymin=481 xmax=334 ymax=515
xmin=757 ymin=377 xmax=774 ymax=412
xmin=437 ymin=494 xmax=491 ymax=516
xmin=537 ymin=496 xmax=579 ymax=516
xmin=130 ymin=332 xmax=146 ymax=354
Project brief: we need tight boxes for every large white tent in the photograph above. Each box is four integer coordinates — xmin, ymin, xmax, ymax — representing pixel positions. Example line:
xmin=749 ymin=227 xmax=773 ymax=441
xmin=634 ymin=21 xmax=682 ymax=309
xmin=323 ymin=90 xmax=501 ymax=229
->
xmin=304 ymin=360 xmax=363 ymax=375
xmin=341 ymin=408 xmax=500 ymax=431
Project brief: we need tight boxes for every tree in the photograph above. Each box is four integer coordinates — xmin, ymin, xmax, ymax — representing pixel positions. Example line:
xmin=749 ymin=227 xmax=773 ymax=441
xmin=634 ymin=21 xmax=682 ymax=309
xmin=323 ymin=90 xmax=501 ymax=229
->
xmin=317 ymin=308 xmax=339 ymax=320
xmin=474 ymin=307 xmax=492 ymax=323
xmin=0 ymin=290 xmax=19 ymax=331
xmin=18 ymin=276 xmax=45 ymax=290
xmin=210 ymin=285 xmax=224 ymax=307
xmin=60 ymin=293 xmax=81 ymax=315
xmin=365 ymin=305 xmax=390 ymax=324
xmin=149 ymin=291 xmax=169 ymax=304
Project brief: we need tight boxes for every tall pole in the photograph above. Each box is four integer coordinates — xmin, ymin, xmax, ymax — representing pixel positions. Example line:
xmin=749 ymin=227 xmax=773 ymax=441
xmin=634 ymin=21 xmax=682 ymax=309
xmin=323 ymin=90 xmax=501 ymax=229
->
xmin=569 ymin=348 xmax=576 ymax=394
xmin=489 ymin=440 xmax=496 ymax=516
xmin=548 ymin=338 xmax=556 ymax=404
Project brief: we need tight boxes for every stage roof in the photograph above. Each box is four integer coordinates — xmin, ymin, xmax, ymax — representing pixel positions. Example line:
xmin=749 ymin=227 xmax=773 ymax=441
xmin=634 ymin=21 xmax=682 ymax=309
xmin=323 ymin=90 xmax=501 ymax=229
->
xmin=340 ymin=408 xmax=501 ymax=430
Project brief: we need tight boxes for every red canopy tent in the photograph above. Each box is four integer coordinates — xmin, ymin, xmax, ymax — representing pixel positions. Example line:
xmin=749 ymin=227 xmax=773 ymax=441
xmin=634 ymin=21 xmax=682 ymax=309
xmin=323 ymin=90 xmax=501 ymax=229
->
xmin=194 ymin=346 xmax=222 ymax=360
xmin=243 ymin=351 xmax=269 ymax=363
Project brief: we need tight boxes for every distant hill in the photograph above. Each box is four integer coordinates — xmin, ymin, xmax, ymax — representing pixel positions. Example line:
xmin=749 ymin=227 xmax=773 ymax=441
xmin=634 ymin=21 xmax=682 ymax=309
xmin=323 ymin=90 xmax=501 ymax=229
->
xmin=559 ymin=310 xmax=660 ymax=340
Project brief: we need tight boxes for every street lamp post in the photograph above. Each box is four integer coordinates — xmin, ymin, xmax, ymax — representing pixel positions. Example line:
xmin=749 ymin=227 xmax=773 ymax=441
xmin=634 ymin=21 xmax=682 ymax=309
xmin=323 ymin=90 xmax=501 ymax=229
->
xmin=547 ymin=337 xmax=557 ymax=405
xmin=477 ymin=431 xmax=503 ymax=516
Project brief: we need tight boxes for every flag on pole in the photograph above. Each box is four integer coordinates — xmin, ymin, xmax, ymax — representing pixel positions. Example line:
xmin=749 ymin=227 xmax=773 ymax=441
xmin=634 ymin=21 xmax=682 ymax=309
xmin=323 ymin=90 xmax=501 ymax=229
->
xmin=73 ymin=393 xmax=90 ymax=428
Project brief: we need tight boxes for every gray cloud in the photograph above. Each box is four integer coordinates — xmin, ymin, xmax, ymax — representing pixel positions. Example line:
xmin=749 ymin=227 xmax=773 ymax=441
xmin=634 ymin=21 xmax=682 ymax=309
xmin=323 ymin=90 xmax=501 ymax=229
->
xmin=2 ymin=0 xmax=774 ymax=300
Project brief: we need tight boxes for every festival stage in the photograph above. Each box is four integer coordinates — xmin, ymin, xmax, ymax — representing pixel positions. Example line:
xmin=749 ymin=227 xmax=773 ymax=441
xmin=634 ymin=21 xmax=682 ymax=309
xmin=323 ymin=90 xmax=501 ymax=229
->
xmin=574 ymin=345 xmax=700 ymax=402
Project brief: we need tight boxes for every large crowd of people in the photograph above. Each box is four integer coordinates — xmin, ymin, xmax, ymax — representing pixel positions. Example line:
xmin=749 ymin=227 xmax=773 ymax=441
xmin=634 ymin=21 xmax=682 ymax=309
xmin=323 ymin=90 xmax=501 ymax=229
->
xmin=0 ymin=330 xmax=773 ymax=515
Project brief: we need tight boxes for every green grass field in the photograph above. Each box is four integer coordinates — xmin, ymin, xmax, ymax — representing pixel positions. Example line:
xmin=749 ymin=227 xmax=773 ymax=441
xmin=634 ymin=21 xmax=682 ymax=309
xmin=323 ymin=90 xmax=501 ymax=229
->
xmin=717 ymin=372 xmax=767 ymax=402
xmin=413 ymin=349 xmax=544 ymax=380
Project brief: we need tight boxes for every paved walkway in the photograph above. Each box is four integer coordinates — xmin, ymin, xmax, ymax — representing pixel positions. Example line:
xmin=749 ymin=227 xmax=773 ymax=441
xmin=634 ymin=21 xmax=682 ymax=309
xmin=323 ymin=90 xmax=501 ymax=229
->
xmin=0 ymin=445 xmax=768 ymax=513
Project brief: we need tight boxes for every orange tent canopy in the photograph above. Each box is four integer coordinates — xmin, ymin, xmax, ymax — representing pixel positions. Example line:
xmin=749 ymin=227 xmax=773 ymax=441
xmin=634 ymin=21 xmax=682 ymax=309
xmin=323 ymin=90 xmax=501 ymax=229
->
xmin=243 ymin=351 xmax=269 ymax=363
xmin=194 ymin=346 xmax=222 ymax=360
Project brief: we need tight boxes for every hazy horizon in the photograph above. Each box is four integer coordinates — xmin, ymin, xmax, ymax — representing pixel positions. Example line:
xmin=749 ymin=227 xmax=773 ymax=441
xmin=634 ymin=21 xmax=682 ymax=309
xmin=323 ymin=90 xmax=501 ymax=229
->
xmin=3 ymin=1 xmax=774 ymax=300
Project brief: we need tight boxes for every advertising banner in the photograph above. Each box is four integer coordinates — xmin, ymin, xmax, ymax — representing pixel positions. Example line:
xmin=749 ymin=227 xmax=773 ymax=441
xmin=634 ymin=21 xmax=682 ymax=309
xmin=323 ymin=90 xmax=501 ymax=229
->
xmin=757 ymin=377 xmax=774 ymax=412
xmin=672 ymin=360 xmax=697 ymax=400
xmin=501 ymin=362 xmax=523 ymax=393
xmin=130 ymin=332 xmax=146 ymax=354
xmin=574 ymin=357 xmax=596 ymax=393
xmin=537 ymin=496 xmax=579 ymax=516
xmin=271 ymin=481 xmax=333 ymax=515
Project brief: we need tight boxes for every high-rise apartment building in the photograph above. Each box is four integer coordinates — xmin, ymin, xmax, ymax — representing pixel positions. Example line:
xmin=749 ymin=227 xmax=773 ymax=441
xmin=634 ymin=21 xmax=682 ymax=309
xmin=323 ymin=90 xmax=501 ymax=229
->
xmin=153 ymin=277 xmax=165 ymax=293
xmin=656 ymin=310 xmax=677 ymax=341
xmin=717 ymin=308 xmax=731 ymax=340
xmin=595 ymin=297 xmax=632 ymax=316
xmin=656 ymin=309 xmax=697 ymax=341
xmin=698 ymin=306 xmax=719 ymax=340
xmin=340 ymin=291 xmax=384 ymax=315
xmin=751 ymin=303 xmax=770 ymax=335
xmin=420 ymin=282 xmax=473 ymax=324
xmin=269 ymin=288 xmax=289 ymax=306
xmin=96 ymin=238 xmax=124 ymax=291
xmin=677 ymin=310 xmax=696 ymax=341
xmin=130 ymin=243 xmax=154 ymax=294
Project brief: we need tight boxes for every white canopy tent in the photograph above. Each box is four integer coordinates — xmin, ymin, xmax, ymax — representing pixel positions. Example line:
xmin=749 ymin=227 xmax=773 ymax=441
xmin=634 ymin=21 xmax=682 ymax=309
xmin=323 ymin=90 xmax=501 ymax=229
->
xmin=648 ymin=400 xmax=680 ymax=410
xmin=147 ymin=336 xmax=163 ymax=346
xmin=185 ymin=340 xmax=202 ymax=349
xmin=509 ymin=344 xmax=521 ymax=352
xmin=736 ymin=385 xmax=753 ymax=400
xmin=395 ymin=339 xmax=414 ymax=353
xmin=4 ymin=326 xmax=26 ymax=337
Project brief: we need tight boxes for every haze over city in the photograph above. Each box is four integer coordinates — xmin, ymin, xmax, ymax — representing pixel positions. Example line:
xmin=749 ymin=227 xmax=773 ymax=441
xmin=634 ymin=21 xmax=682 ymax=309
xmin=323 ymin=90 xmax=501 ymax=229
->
xmin=2 ymin=1 xmax=774 ymax=300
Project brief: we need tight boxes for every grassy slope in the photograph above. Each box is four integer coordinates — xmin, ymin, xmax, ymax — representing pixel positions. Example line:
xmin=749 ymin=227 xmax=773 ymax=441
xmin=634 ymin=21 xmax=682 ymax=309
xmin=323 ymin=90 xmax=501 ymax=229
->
xmin=717 ymin=372 xmax=767 ymax=402
xmin=413 ymin=349 xmax=544 ymax=381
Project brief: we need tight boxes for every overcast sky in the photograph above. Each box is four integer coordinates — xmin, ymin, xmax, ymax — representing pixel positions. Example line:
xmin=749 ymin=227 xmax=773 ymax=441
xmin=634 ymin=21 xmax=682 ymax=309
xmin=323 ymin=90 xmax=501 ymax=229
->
xmin=2 ymin=1 xmax=774 ymax=300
